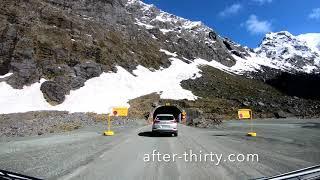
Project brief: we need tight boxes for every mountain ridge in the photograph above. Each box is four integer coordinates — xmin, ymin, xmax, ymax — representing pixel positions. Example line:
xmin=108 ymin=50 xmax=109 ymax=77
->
xmin=0 ymin=0 xmax=319 ymax=119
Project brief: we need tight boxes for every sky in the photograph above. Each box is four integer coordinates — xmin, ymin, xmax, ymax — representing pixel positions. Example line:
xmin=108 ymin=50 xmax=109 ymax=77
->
xmin=142 ymin=0 xmax=320 ymax=48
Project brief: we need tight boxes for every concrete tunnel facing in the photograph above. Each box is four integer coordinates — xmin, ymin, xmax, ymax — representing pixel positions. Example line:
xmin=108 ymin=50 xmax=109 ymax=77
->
xmin=151 ymin=105 xmax=185 ymax=123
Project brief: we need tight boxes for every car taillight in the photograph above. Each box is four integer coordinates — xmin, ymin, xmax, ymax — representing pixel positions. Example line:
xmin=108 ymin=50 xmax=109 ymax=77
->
xmin=154 ymin=120 xmax=161 ymax=124
xmin=169 ymin=120 xmax=177 ymax=123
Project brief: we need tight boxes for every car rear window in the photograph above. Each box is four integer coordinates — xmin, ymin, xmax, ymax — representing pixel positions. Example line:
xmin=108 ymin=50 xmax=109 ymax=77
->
xmin=156 ymin=115 xmax=174 ymax=120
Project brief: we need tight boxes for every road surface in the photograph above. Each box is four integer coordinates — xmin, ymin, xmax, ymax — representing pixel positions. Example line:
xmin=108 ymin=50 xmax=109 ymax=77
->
xmin=0 ymin=118 xmax=319 ymax=180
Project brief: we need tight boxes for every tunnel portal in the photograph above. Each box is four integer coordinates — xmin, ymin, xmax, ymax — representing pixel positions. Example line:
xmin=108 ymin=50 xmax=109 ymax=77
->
xmin=152 ymin=105 xmax=183 ymax=122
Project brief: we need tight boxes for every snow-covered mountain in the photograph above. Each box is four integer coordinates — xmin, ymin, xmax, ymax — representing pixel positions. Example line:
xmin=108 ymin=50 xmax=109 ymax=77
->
xmin=0 ymin=0 xmax=319 ymax=115
xmin=125 ymin=0 xmax=320 ymax=75
xmin=255 ymin=31 xmax=320 ymax=73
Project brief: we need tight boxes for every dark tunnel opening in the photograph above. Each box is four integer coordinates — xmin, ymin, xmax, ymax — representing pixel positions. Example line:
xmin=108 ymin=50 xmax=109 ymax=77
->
xmin=152 ymin=106 xmax=183 ymax=122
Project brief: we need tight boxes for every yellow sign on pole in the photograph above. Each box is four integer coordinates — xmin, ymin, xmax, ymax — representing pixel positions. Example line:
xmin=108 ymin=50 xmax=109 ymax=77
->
xmin=104 ymin=114 xmax=114 ymax=136
xmin=104 ymin=107 xmax=129 ymax=136
xmin=238 ymin=109 xmax=256 ymax=137
xmin=111 ymin=107 xmax=129 ymax=117
xmin=238 ymin=109 xmax=252 ymax=119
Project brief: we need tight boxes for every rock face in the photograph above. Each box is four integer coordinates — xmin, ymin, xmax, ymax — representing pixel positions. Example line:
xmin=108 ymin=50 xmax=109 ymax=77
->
xmin=126 ymin=0 xmax=237 ymax=66
xmin=4 ymin=37 xmax=41 ymax=88
xmin=0 ymin=0 xmax=241 ymax=104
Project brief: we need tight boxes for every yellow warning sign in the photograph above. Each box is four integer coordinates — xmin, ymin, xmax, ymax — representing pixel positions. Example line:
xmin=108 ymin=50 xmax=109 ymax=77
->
xmin=111 ymin=107 xmax=129 ymax=117
xmin=238 ymin=109 xmax=252 ymax=119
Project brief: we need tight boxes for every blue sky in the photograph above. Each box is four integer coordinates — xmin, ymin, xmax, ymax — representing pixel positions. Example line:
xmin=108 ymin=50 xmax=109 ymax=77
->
xmin=142 ymin=0 xmax=320 ymax=48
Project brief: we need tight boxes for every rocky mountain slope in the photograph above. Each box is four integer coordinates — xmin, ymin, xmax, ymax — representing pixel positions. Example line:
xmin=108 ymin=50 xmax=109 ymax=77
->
xmin=255 ymin=31 xmax=320 ymax=73
xmin=0 ymin=0 xmax=319 ymax=119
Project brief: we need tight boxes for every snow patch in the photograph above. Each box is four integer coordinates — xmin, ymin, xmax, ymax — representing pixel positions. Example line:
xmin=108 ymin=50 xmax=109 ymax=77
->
xmin=155 ymin=12 xmax=175 ymax=23
xmin=0 ymin=79 xmax=53 ymax=114
xmin=160 ymin=29 xmax=173 ymax=34
xmin=0 ymin=58 xmax=203 ymax=114
xmin=183 ymin=21 xmax=202 ymax=30
xmin=302 ymin=65 xmax=318 ymax=73
xmin=134 ymin=18 xmax=154 ymax=29
xmin=0 ymin=73 xmax=13 ymax=79
xmin=160 ymin=49 xmax=177 ymax=57
xmin=297 ymin=33 xmax=320 ymax=53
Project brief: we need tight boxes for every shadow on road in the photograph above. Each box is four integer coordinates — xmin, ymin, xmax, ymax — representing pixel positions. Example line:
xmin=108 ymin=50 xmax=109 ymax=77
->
xmin=138 ymin=131 xmax=175 ymax=137
xmin=211 ymin=134 xmax=228 ymax=137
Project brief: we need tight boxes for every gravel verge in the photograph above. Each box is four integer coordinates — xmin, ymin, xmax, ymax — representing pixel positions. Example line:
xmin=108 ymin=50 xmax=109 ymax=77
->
xmin=0 ymin=111 xmax=146 ymax=138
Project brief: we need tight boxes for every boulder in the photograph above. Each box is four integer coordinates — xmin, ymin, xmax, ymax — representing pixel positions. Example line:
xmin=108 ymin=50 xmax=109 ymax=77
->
xmin=40 ymin=81 xmax=68 ymax=105
xmin=74 ymin=61 xmax=102 ymax=80
xmin=70 ymin=76 xmax=86 ymax=90
xmin=7 ymin=60 xmax=41 ymax=89
xmin=274 ymin=110 xmax=290 ymax=119
xmin=40 ymin=75 xmax=86 ymax=105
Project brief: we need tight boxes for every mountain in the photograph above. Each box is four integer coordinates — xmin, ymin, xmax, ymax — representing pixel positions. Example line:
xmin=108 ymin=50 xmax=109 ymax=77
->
xmin=0 ymin=0 xmax=319 ymax=119
xmin=255 ymin=31 xmax=320 ymax=73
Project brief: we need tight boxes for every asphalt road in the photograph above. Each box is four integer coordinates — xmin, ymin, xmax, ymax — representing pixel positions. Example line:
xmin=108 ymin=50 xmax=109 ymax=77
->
xmin=0 ymin=118 xmax=319 ymax=180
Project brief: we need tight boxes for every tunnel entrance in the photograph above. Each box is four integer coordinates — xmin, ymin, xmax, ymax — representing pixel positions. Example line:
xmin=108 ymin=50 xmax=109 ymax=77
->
xmin=152 ymin=105 xmax=183 ymax=123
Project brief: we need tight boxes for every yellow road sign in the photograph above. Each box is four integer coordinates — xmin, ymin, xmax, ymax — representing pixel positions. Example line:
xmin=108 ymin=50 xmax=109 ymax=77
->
xmin=104 ymin=107 xmax=129 ymax=136
xmin=111 ymin=107 xmax=129 ymax=117
xmin=238 ymin=109 xmax=256 ymax=137
xmin=238 ymin=109 xmax=252 ymax=119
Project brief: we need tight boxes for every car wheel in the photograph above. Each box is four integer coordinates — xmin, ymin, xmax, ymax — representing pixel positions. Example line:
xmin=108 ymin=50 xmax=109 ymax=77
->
xmin=174 ymin=132 xmax=178 ymax=137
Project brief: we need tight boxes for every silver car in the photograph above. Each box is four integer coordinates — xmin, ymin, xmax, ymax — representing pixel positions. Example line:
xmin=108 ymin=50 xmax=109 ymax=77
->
xmin=152 ymin=114 xmax=178 ymax=136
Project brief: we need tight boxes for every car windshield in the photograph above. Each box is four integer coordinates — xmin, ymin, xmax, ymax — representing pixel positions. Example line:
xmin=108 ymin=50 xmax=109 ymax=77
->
xmin=156 ymin=115 xmax=174 ymax=120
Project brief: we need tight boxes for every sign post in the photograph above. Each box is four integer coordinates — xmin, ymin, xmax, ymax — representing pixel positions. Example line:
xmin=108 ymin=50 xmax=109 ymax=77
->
xmin=104 ymin=107 xmax=129 ymax=136
xmin=104 ymin=114 xmax=114 ymax=136
xmin=238 ymin=109 xmax=256 ymax=137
